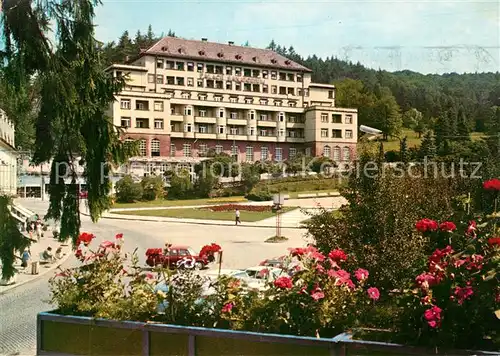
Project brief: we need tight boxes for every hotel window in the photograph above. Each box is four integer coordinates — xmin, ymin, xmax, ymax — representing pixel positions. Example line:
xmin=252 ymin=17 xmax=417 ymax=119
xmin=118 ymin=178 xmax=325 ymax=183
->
xmin=197 ymin=64 xmax=204 ymax=73
xmin=156 ymin=59 xmax=164 ymax=68
xmin=154 ymin=101 xmax=164 ymax=111
xmin=321 ymin=129 xmax=328 ymax=138
xmin=218 ymin=125 xmax=225 ymax=134
xmin=260 ymin=99 xmax=268 ymax=105
xmin=181 ymin=92 xmax=190 ymax=99
xmin=226 ymin=81 xmax=232 ymax=90
xmin=345 ymin=115 xmax=353 ymax=124
xmin=185 ymin=123 xmax=192 ymax=132
xmin=343 ymin=147 xmax=351 ymax=161
xmin=262 ymin=70 xmax=268 ymax=79
xmin=214 ymin=95 xmax=222 ymax=102
xmin=176 ymin=62 xmax=185 ymax=71
xmin=246 ymin=146 xmax=253 ymax=162
xmin=271 ymin=85 xmax=277 ymax=94
xmin=333 ymin=147 xmax=341 ymax=161
xmin=328 ymin=90 xmax=334 ymax=99
xmin=197 ymin=78 xmax=204 ymax=87
xmin=279 ymin=113 xmax=285 ymax=122
xmin=187 ymin=62 xmax=194 ymax=71
xmin=274 ymin=100 xmax=282 ymax=106
xmin=260 ymin=114 xmax=268 ymax=121
xmin=136 ymin=100 xmax=149 ymax=110
xmin=136 ymin=118 xmax=149 ymax=128
xmin=249 ymin=127 xmax=255 ymax=136
xmin=215 ymin=145 xmax=223 ymax=154
xmin=305 ymin=147 xmax=311 ymax=156
xmin=187 ymin=78 xmax=194 ymax=87
xmin=261 ymin=147 xmax=268 ymax=160
xmin=235 ymin=67 xmax=241 ymax=76
xmin=151 ymin=139 xmax=160 ymax=157
xmin=166 ymin=61 xmax=175 ymax=69
xmin=230 ymin=127 xmax=238 ymax=135
xmin=170 ymin=144 xmax=176 ymax=157
xmin=289 ymin=148 xmax=297 ymax=158
xmin=245 ymin=98 xmax=253 ymax=104
xmin=235 ymin=83 xmax=241 ymax=91
xmin=248 ymin=111 xmax=255 ymax=120
xmin=199 ymin=144 xmax=207 ymax=156
xmin=321 ymin=113 xmax=328 ymax=123
xmin=288 ymin=101 xmax=297 ymax=107
xmin=183 ymin=144 xmax=191 ymax=157
xmin=198 ymin=125 xmax=207 ymax=133
xmin=297 ymin=73 xmax=302 ymax=81
xmin=167 ymin=76 xmax=175 ymax=84
xmin=345 ymin=129 xmax=353 ymax=139
xmin=332 ymin=114 xmax=342 ymax=123
xmin=198 ymin=94 xmax=207 ymax=101
xmin=120 ymin=117 xmax=131 ymax=128
xmin=263 ymin=85 xmax=269 ymax=93
xmin=219 ymin=109 xmax=224 ymax=118
xmin=271 ymin=71 xmax=277 ymax=80
xmin=226 ymin=66 xmax=232 ymax=75
xmin=275 ymin=148 xmax=282 ymax=162
xmin=230 ymin=112 xmax=237 ymax=119
xmin=323 ymin=146 xmax=331 ymax=157
xmin=154 ymin=119 xmax=164 ymax=129
xmin=139 ymin=139 xmax=147 ymax=156
xmin=332 ymin=129 xmax=342 ymax=138
xmin=244 ymin=69 xmax=251 ymax=77
xmin=279 ymin=128 xmax=284 ymax=136
xmin=231 ymin=145 xmax=238 ymax=157
xmin=230 ymin=97 xmax=238 ymax=103
xmin=120 ymin=99 xmax=131 ymax=109
xmin=198 ymin=109 xmax=206 ymax=117
xmin=260 ymin=129 xmax=267 ymax=136
xmin=298 ymin=88 xmax=302 ymax=96
xmin=148 ymin=74 xmax=155 ymax=83
xmin=156 ymin=75 xmax=164 ymax=84
xmin=304 ymin=89 xmax=309 ymax=97
xmin=253 ymin=84 xmax=260 ymax=92
xmin=184 ymin=107 xmax=192 ymax=116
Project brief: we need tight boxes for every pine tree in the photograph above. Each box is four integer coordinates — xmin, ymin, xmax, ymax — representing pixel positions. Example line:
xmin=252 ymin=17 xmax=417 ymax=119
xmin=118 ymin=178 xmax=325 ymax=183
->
xmin=419 ymin=130 xmax=436 ymax=159
xmin=456 ymin=107 xmax=470 ymax=141
xmin=146 ymin=24 xmax=155 ymax=46
xmin=434 ymin=113 xmax=450 ymax=153
xmin=400 ymin=136 xmax=408 ymax=163
xmin=267 ymin=39 xmax=277 ymax=51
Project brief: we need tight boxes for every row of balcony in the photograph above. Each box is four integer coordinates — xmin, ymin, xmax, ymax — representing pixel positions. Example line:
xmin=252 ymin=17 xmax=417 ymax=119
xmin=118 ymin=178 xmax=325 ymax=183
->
xmin=168 ymin=131 xmax=305 ymax=143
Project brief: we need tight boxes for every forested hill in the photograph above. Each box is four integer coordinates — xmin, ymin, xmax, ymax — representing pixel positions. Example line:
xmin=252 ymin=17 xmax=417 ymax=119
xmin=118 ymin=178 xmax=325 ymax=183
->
xmin=103 ymin=27 xmax=499 ymax=142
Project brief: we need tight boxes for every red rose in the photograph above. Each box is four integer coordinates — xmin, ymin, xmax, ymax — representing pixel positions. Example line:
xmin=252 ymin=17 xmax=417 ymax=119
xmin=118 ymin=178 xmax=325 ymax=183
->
xmin=439 ymin=221 xmax=456 ymax=232
xmin=483 ymin=178 xmax=500 ymax=191
xmin=488 ymin=237 xmax=500 ymax=246
xmin=328 ymin=249 xmax=348 ymax=263
xmin=415 ymin=219 xmax=438 ymax=233
xmin=274 ymin=276 xmax=293 ymax=289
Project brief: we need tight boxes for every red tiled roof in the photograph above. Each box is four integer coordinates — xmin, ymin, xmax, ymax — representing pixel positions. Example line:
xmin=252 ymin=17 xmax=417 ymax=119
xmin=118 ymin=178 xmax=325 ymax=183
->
xmin=142 ymin=37 xmax=312 ymax=72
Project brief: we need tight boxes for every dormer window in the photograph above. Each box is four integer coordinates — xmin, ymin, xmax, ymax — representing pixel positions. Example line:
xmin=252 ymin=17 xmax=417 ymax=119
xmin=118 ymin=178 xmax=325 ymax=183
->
xmin=271 ymin=59 xmax=277 ymax=64
xmin=235 ymin=54 xmax=242 ymax=60
xmin=217 ymin=52 xmax=224 ymax=58
xmin=252 ymin=56 xmax=257 ymax=62
xmin=161 ymin=46 xmax=168 ymax=51
xmin=199 ymin=50 xmax=205 ymax=56
xmin=178 ymin=48 xmax=183 ymax=53
xmin=285 ymin=60 xmax=291 ymax=65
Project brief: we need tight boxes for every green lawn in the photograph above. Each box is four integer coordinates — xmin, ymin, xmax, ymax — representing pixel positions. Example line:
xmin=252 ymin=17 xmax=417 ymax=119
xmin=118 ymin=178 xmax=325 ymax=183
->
xmin=301 ymin=209 xmax=343 ymax=224
xmin=112 ymin=206 xmax=297 ymax=222
xmin=112 ymin=196 xmax=247 ymax=209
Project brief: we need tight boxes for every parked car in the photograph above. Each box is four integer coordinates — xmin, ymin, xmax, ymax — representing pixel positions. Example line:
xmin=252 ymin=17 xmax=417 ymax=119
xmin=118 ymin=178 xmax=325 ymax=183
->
xmin=145 ymin=245 xmax=209 ymax=270
xmin=244 ymin=266 xmax=285 ymax=282
xmin=203 ymin=268 xmax=284 ymax=292
xmin=259 ymin=255 xmax=286 ymax=268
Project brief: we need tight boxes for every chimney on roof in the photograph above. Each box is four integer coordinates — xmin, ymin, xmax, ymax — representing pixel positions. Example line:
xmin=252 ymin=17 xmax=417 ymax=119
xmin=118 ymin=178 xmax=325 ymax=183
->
xmin=201 ymin=38 xmax=207 ymax=42
xmin=228 ymin=41 xmax=234 ymax=45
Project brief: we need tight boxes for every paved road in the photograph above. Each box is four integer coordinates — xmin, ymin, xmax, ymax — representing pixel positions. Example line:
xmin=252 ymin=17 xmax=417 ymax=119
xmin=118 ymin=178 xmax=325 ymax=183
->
xmin=0 ymin=199 xmax=308 ymax=355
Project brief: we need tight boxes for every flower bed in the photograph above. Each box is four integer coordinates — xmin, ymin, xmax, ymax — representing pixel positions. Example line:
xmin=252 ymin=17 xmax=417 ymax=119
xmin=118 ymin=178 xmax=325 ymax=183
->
xmin=200 ymin=204 xmax=272 ymax=212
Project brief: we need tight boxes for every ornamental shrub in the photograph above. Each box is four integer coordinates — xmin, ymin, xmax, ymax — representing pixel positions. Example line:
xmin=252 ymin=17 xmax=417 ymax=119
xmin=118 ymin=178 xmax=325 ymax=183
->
xmin=115 ymin=175 xmax=143 ymax=203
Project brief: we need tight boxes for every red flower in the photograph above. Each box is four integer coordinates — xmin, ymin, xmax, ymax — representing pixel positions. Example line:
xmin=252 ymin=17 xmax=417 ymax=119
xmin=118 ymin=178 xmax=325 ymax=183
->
xmin=328 ymin=249 xmax=348 ymax=263
xmin=221 ymin=302 xmax=234 ymax=313
xmin=115 ymin=233 xmax=123 ymax=239
xmin=454 ymin=286 xmax=474 ymax=305
xmin=423 ymin=305 xmax=442 ymax=328
xmin=488 ymin=237 xmax=500 ymax=246
xmin=483 ymin=178 xmax=500 ymax=191
xmin=416 ymin=272 xmax=439 ymax=290
xmin=465 ymin=221 xmax=477 ymax=237
xmin=330 ymin=269 xmax=351 ymax=286
xmin=146 ymin=248 xmax=162 ymax=256
xmin=439 ymin=221 xmax=456 ymax=232
xmin=367 ymin=287 xmax=380 ymax=301
xmin=274 ymin=276 xmax=293 ymax=289
xmin=415 ymin=219 xmax=438 ymax=233
xmin=345 ymin=279 xmax=356 ymax=291
xmin=76 ymin=232 xmax=95 ymax=246
xmin=199 ymin=243 xmax=222 ymax=257
xmin=310 ymin=285 xmax=325 ymax=300
xmin=421 ymin=295 xmax=433 ymax=305
xmin=354 ymin=268 xmax=369 ymax=281
xmin=315 ymin=264 xmax=326 ymax=274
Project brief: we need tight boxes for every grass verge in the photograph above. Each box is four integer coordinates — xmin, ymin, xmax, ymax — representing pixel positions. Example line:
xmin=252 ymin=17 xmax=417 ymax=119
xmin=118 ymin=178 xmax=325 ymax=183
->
xmin=265 ymin=235 xmax=289 ymax=243
xmin=112 ymin=196 xmax=247 ymax=209
xmin=112 ymin=206 xmax=297 ymax=222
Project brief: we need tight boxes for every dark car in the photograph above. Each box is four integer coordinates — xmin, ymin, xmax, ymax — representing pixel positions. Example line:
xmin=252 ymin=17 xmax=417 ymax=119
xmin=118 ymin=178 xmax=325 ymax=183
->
xmin=146 ymin=245 xmax=209 ymax=270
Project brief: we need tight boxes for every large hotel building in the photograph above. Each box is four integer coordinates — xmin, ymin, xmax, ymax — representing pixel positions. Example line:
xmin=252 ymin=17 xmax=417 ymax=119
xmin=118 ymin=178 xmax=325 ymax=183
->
xmin=0 ymin=108 xmax=17 ymax=195
xmin=106 ymin=37 xmax=358 ymax=175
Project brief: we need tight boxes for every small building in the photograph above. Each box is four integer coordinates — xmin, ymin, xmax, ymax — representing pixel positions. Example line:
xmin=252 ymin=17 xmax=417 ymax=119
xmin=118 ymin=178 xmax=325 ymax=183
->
xmin=0 ymin=109 xmax=17 ymax=196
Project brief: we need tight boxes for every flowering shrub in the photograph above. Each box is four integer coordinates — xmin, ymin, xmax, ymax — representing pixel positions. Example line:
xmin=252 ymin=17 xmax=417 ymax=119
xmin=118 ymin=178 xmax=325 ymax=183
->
xmin=397 ymin=215 xmax=499 ymax=350
xmin=201 ymin=204 xmax=272 ymax=212
xmin=199 ymin=243 xmax=221 ymax=258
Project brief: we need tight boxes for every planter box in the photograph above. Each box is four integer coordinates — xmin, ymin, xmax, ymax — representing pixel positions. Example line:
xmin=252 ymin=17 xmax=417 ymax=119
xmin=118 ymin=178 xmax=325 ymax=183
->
xmin=37 ymin=312 xmax=498 ymax=356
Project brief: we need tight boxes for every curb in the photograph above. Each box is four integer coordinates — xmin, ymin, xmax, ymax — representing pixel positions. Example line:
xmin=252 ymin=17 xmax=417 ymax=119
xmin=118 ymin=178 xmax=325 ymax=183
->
xmin=80 ymin=210 xmax=309 ymax=230
xmin=0 ymin=245 xmax=73 ymax=295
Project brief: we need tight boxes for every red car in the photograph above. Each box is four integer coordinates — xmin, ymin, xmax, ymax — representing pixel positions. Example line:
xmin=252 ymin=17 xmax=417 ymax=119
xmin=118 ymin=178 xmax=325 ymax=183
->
xmin=79 ymin=191 xmax=88 ymax=199
xmin=146 ymin=245 xmax=209 ymax=270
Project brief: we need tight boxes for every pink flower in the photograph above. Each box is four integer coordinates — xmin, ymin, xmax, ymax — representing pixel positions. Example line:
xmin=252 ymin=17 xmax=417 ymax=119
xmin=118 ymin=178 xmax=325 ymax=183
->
xmin=345 ymin=279 xmax=356 ymax=291
xmin=367 ymin=287 xmax=380 ymax=301
xmin=354 ymin=268 xmax=369 ymax=281
xmin=315 ymin=264 xmax=326 ymax=274
xmin=421 ymin=296 xmax=433 ymax=305
xmin=415 ymin=219 xmax=438 ymax=233
xmin=439 ymin=221 xmax=456 ymax=232
xmin=145 ymin=272 xmax=155 ymax=280
xmin=423 ymin=305 xmax=442 ymax=328
xmin=221 ymin=302 xmax=234 ymax=313
xmin=328 ymin=249 xmax=348 ymax=263
xmin=331 ymin=269 xmax=351 ymax=286
xmin=288 ymin=247 xmax=306 ymax=257
xmin=454 ymin=259 xmax=467 ymax=268
xmin=454 ymin=286 xmax=474 ymax=305
xmin=415 ymin=272 xmax=439 ymax=290
xmin=274 ymin=276 xmax=293 ymax=289
xmin=310 ymin=286 xmax=325 ymax=300
xmin=483 ymin=178 xmax=500 ymax=191
xmin=465 ymin=221 xmax=477 ymax=237
xmin=258 ymin=268 xmax=269 ymax=277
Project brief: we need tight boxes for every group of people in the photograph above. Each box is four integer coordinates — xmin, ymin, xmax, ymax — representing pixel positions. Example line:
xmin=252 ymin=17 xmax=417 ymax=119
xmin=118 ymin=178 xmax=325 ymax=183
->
xmin=25 ymin=214 xmax=44 ymax=241
xmin=20 ymin=246 xmax=64 ymax=268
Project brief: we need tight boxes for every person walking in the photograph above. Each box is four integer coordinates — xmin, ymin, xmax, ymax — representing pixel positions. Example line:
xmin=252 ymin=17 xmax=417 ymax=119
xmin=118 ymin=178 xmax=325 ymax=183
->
xmin=21 ymin=249 xmax=31 ymax=268
xmin=235 ymin=209 xmax=241 ymax=225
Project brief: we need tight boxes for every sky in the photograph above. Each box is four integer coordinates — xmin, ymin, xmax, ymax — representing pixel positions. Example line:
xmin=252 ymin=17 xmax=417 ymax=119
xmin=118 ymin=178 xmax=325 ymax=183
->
xmin=93 ymin=0 xmax=499 ymax=74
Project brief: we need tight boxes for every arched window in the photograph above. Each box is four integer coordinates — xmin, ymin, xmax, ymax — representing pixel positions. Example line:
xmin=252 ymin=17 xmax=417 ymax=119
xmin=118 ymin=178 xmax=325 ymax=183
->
xmin=139 ymin=139 xmax=147 ymax=156
xmin=342 ymin=147 xmax=351 ymax=161
xmin=323 ymin=145 xmax=331 ymax=158
xmin=333 ymin=146 xmax=341 ymax=161
xmin=151 ymin=139 xmax=160 ymax=157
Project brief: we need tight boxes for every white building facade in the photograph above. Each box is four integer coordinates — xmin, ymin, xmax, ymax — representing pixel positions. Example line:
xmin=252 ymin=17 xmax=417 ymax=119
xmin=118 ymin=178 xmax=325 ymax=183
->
xmin=0 ymin=109 xmax=17 ymax=195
